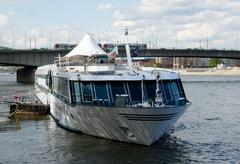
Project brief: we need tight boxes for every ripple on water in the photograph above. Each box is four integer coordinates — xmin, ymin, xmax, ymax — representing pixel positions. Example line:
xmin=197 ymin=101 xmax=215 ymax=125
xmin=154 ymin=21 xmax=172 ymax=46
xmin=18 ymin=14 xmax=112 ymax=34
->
xmin=205 ymin=117 xmax=221 ymax=121
xmin=172 ymin=122 xmax=187 ymax=132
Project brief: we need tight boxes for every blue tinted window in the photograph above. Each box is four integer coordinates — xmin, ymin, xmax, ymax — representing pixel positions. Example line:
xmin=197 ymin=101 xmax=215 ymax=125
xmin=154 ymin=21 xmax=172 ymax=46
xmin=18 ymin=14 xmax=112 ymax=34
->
xmin=128 ymin=81 xmax=142 ymax=102
xmin=53 ymin=77 xmax=69 ymax=98
xmin=144 ymin=80 xmax=156 ymax=100
xmin=94 ymin=82 xmax=108 ymax=100
xmin=81 ymin=82 xmax=93 ymax=102
xmin=170 ymin=81 xmax=180 ymax=99
xmin=74 ymin=82 xmax=81 ymax=103
xmin=162 ymin=81 xmax=172 ymax=101
xmin=110 ymin=82 xmax=125 ymax=102
xmin=70 ymin=81 xmax=81 ymax=104
xmin=176 ymin=79 xmax=186 ymax=98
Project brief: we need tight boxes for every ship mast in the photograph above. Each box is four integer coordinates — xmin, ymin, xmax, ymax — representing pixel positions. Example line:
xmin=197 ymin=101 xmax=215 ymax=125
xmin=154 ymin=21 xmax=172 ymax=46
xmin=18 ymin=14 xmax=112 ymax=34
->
xmin=124 ymin=27 xmax=134 ymax=74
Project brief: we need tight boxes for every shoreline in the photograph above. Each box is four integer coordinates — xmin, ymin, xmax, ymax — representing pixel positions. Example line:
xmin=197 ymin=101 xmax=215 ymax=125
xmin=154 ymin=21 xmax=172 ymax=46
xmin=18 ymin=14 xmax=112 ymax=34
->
xmin=142 ymin=67 xmax=240 ymax=76
xmin=175 ymin=68 xmax=240 ymax=76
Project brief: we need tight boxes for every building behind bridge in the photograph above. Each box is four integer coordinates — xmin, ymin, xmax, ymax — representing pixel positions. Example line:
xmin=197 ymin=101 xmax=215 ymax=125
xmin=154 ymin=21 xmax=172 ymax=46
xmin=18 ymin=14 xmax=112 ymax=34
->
xmin=156 ymin=57 xmax=240 ymax=68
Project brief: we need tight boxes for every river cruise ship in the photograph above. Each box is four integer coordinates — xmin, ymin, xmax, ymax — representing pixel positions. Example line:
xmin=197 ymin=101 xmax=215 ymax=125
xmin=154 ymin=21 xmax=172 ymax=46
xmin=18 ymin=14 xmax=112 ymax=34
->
xmin=35 ymin=33 xmax=190 ymax=145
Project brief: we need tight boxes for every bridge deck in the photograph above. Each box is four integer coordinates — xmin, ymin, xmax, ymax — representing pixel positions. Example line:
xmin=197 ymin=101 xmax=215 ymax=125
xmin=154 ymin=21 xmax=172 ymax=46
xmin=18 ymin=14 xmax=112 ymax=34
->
xmin=0 ymin=49 xmax=240 ymax=67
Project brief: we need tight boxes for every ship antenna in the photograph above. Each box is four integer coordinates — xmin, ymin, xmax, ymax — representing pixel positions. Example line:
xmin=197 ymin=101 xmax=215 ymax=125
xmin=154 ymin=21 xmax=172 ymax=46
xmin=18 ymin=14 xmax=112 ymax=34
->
xmin=142 ymin=75 xmax=145 ymax=104
xmin=58 ymin=54 xmax=61 ymax=67
xmin=124 ymin=27 xmax=134 ymax=74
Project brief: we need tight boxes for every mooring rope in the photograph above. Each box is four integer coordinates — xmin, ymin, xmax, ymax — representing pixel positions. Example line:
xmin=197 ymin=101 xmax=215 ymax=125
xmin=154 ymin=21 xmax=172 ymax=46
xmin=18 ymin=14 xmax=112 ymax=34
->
xmin=8 ymin=111 xmax=16 ymax=118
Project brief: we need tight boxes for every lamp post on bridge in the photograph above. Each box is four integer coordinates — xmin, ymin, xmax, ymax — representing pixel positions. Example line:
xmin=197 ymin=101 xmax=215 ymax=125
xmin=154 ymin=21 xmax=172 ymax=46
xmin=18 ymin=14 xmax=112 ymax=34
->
xmin=12 ymin=29 xmax=15 ymax=49
xmin=29 ymin=38 xmax=32 ymax=49
xmin=236 ymin=37 xmax=238 ymax=50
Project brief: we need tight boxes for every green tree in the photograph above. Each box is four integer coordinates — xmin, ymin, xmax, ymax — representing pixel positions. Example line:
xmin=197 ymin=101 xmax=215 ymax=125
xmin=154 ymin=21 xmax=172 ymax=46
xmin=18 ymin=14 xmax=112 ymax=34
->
xmin=208 ymin=58 xmax=221 ymax=68
xmin=154 ymin=62 xmax=161 ymax=67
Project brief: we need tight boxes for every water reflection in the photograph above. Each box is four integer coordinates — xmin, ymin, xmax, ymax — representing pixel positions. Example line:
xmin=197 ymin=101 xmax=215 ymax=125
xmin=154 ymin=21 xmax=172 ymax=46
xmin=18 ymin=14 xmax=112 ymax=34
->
xmin=0 ymin=118 xmax=21 ymax=132
xmin=0 ymin=115 xmax=50 ymax=131
xmin=43 ymin=118 xmax=191 ymax=164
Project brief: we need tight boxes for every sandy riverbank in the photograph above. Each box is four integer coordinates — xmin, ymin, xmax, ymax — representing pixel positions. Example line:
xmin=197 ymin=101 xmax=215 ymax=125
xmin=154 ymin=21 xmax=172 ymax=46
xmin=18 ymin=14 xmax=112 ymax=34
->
xmin=175 ymin=68 xmax=240 ymax=76
xmin=142 ymin=67 xmax=240 ymax=76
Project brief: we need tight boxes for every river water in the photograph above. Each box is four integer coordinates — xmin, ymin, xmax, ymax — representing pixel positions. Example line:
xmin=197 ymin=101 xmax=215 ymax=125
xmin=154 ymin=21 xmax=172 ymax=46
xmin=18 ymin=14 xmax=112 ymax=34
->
xmin=0 ymin=73 xmax=240 ymax=163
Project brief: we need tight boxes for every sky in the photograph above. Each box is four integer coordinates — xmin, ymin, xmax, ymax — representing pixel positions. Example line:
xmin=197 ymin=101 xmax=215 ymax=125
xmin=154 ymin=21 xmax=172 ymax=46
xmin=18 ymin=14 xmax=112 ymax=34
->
xmin=0 ymin=0 xmax=240 ymax=49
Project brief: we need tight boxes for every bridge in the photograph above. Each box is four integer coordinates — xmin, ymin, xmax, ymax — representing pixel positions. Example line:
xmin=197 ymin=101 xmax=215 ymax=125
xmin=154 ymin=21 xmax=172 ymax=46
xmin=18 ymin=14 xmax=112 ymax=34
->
xmin=0 ymin=49 xmax=67 ymax=83
xmin=1 ymin=48 xmax=240 ymax=82
xmin=132 ymin=49 xmax=240 ymax=59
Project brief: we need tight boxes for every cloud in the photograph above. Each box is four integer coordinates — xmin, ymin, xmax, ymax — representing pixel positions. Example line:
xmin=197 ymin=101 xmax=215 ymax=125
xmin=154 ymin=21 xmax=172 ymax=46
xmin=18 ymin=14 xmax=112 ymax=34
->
xmin=0 ymin=25 xmax=87 ymax=49
xmin=0 ymin=14 xmax=8 ymax=27
xmin=110 ymin=0 xmax=240 ymax=49
xmin=97 ymin=3 xmax=114 ymax=11
xmin=9 ymin=11 xmax=14 ymax=16
xmin=178 ymin=23 xmax=218 ymax=41
xmin=113 ymin=20 xmax=136 ymax=28
xmin=113 ymin=10 xmax=127 ymax=20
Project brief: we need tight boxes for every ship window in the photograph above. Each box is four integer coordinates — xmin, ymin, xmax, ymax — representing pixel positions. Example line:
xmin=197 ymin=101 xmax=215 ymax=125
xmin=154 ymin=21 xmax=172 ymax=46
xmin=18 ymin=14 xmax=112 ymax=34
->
xmin=170 ymin=81 xmax=180 ymax=100
xmin=61 ymin=78 xmax=69 ymax=97
xmin=162 ymin=80 xmax=173 ymax=101
xmin=45 ymin=75 xmax=49 ymax=86
xmin=94 ymin=82 xmax=108 ymax=100
xmin=74 ymin=82 xmax=81 ymax=103
xmin=128 ymin=81 xmax=142 ymax=102
xmin=144 ymin=80 xmax=156 ymax=100
xmin=110 ymin=81 xmax=126 ymax=102
xmin=81 ymin=82 xmax=93 ymax=102
xmin=70 ymin=82 xmax=75 ymax=103
xmin=176 ymin=79 xmax=185 ymax=98
xmin=53 ymin=77 xmax=69 ymax=99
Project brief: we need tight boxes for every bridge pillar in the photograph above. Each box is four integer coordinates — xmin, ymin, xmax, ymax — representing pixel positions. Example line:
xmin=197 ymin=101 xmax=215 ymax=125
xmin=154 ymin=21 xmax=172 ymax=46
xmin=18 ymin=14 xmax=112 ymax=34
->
xmin=17 ymin=67 xmax=37 ymax=83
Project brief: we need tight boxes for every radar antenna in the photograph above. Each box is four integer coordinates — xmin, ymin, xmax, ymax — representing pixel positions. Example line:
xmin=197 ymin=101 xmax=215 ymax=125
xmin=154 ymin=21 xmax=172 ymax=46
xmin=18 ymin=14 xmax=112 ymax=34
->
xmin=124 ymin=27 xmax=134 ymax=74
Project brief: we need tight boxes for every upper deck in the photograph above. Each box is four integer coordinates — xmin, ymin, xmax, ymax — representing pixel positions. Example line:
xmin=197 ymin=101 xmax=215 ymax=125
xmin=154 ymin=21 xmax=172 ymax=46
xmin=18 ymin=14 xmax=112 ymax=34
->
xmin=35 ymin=62 xmax=186 ymax=108
xmin=36 ymin=62 xmax=180 ymax=82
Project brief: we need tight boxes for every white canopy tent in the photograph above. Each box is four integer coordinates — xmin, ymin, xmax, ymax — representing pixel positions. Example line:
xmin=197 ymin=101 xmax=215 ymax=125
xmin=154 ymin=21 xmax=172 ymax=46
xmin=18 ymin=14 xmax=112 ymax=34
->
xmin=65 ymin=34 xmax=107 ymax=57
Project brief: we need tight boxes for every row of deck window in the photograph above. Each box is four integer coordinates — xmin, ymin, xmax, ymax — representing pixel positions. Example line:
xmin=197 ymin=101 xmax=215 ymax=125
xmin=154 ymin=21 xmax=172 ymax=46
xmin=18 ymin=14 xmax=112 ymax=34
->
xmin=68 ymin=80 xmax=186 ymax=106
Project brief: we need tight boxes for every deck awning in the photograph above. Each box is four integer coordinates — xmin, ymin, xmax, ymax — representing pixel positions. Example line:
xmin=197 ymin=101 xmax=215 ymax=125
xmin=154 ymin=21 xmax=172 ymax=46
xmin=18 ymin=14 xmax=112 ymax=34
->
xmin=65 ymin=34 xmax=107 ymax=57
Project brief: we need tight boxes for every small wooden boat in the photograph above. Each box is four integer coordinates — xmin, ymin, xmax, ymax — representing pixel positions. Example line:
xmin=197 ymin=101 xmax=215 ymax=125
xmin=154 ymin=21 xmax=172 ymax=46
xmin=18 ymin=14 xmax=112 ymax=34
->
xmin=9 ymin=102 xmax=50 ymax=118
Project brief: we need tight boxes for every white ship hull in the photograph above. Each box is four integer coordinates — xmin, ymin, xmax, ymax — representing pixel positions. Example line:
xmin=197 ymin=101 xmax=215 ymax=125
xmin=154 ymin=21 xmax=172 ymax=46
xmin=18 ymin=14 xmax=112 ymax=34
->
xmin=35 ymin=85 xmax=189 ymax=145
